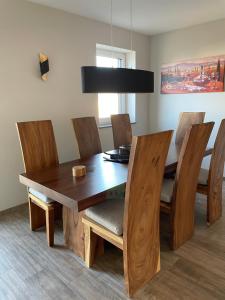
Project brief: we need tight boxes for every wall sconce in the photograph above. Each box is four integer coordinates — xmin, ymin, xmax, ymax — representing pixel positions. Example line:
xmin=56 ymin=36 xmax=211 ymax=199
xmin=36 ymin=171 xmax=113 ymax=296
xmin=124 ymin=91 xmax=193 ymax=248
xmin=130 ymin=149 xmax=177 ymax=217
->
xmin=39 ymin=53 xmax=49 ymax=81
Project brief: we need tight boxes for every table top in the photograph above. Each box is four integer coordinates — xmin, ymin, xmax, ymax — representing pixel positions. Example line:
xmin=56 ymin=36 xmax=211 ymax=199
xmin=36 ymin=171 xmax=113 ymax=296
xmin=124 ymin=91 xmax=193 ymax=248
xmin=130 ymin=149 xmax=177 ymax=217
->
xmin=19 ymin=144 xmax=213 ymax=211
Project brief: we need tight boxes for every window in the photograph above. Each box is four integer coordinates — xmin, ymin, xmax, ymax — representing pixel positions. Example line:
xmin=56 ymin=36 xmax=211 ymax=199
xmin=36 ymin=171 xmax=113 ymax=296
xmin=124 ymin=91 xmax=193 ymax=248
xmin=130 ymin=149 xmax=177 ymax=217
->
xmin=96 ymin=45 xmax=136 ymax=126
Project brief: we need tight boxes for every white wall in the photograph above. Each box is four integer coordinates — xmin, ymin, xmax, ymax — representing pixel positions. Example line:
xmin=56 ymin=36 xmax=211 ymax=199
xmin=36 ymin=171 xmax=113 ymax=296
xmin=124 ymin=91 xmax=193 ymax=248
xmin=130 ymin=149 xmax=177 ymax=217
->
xmin=0 ymin=0 xmax=151 ymax=211
xmin=149 ymin=19 xmax=225 ymax=171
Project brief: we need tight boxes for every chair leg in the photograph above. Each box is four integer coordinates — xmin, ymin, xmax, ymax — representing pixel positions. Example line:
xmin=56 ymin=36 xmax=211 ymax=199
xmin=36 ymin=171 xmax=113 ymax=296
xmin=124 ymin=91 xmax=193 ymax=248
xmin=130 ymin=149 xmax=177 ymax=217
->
xmin=124 ymin=247 xmax=160 ymax=297
xmin=207 ymin=193 xmax=222 ymax=225
xmin=170 ymin=214 xmax=194 ymax=250
xmin=207 ymin=194 xmax=210 ymax=225
xmin=29 ymin=198 xmax=35 ymax=231
xmin=28 ymin=198 xmax=45 ymax=230
xmin=84 ymin=224 xmax=97 ymax=268
xmin=46 ymin=207 xmax=54 ymax=247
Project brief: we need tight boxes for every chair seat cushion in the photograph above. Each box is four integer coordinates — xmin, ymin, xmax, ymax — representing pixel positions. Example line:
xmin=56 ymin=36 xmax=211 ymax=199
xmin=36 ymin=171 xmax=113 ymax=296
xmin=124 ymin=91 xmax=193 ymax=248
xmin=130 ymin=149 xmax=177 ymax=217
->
xmin=29 ymin=188 xmax=55 ymax=204
xmin=161 ymin=179 xmax=174 ymax=203
xmin=198 ymin=168 xmax=209 ymax=185
xmin=85 ymin=198 xmax=124 ymax=236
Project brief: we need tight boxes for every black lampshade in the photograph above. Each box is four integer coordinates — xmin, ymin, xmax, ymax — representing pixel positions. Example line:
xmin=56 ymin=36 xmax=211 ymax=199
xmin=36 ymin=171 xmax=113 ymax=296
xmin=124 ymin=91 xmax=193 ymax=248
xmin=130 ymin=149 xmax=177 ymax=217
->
xmin=81 ymin=66 xmax=154 ymax=93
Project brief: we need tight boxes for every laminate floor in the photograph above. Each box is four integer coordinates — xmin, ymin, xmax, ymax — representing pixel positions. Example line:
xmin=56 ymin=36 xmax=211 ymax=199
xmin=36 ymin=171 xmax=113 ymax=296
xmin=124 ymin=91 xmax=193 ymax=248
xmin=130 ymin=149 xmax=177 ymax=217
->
xmin=0 ymin=190 xmax=225 ymax=300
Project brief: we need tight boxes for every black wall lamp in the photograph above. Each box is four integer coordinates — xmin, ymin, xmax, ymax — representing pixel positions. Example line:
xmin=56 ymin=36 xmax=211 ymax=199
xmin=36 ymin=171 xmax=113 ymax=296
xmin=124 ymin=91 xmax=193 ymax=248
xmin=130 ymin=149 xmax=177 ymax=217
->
xmin=39 ymin=53 xmax=49 ymax=81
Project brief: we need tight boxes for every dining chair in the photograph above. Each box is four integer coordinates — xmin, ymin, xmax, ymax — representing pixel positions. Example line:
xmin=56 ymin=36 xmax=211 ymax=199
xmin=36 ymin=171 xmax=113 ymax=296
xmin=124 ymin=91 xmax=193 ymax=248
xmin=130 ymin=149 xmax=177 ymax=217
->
xmin=16 ymin=120 xmax=62 ymax=247
xmin=72 ymin=116 xmax=102 ymax=158
xmin=82 ymin=130 xmax=173 ymax=297
xmin=71 ymin=115 xmax=124 ymax=237
xmin=160 ymin=122 xmax=214 ymax=250
xmin=111 ymin=114 xmax=132 ymax=149
xmin=175 ymin=112 xmax=205 ymax=146
xmin=197 ymin=119 xmax=225 ymax=225
xmin=71 ymin=116 xmax=105 ymax=256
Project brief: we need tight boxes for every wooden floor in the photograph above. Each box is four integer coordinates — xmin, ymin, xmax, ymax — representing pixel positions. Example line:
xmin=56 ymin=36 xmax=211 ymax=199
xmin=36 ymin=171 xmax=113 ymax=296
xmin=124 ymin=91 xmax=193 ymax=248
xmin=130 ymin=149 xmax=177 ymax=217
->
xmin=1 ymin=189 xmax=225 ymax=300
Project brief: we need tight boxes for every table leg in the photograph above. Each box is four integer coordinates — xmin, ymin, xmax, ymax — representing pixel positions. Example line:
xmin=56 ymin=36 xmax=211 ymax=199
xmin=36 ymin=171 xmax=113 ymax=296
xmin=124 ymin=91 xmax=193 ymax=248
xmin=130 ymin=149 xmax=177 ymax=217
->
xmin=63 ymin=206 xmax=85 ymax=258
xmin=63 ymin=206 xmax=104 ymax=260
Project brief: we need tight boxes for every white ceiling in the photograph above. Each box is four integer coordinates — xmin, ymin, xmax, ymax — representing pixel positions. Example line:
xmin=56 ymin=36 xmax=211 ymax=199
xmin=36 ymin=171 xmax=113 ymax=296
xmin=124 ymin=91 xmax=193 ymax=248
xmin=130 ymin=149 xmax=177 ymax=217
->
xmin=27 ymin=0 xmax=225 ymax=35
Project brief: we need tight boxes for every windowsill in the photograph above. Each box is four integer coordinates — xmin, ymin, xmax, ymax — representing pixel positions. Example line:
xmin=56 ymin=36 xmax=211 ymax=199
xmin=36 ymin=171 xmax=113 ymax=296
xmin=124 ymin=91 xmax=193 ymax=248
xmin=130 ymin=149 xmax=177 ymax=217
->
xmin=99 ymin=121 xmax=136 ymax=129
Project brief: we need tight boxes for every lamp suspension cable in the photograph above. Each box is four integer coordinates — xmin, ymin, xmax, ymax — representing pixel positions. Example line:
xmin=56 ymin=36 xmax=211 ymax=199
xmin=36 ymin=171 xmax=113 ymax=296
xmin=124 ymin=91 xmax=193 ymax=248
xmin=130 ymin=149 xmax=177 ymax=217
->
xmin=110 ymin=0 xmax=113 ymax=48
xmin=80 ymin=0 xmax=154 ymax=94
xmin=130 ymin=0 xmax=133 ymax=52
xmin=110 ymin=0 xmax=113 ymax=66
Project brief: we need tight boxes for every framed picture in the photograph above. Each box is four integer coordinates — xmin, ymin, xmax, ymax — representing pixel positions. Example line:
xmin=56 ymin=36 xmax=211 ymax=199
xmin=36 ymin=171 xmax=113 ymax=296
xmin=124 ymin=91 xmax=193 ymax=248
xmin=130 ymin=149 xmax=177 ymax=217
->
xmin=161 ymin=55 xmax=225 ymax=94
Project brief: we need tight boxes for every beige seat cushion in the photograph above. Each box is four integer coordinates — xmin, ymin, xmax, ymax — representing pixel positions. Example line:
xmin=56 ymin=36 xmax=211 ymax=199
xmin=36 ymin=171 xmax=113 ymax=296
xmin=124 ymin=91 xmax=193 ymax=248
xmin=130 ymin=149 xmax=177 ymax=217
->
xmin=198 ymin=168 xmax=209 ymax=185
xmin=29 ymin=188 xmax=55 ymax=204
xmin=161 ymin=179 xmax=174 ymax=203
xmin=85 ymin=198 xmax=124 ymax=236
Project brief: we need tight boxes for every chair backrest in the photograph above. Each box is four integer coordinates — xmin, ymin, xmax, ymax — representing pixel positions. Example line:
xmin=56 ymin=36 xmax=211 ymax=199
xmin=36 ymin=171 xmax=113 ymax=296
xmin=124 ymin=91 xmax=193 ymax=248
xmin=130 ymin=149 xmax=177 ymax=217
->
xmin=172 ymin=122 xmax=214 ymax=249
xmin=16 ymin=120 xmax=59 ymax=173
xmin=175 ymin=112 xmax=205 ymax=146
xmin=72 ymin=116 xmax=102 ymax=159
xmin=208 ymin=119 xmax=225 ymax=221
xmin=123 ymin=130 xmax=173 ymax=295
xmin=111 ymin=114 xmax=132 ymax=149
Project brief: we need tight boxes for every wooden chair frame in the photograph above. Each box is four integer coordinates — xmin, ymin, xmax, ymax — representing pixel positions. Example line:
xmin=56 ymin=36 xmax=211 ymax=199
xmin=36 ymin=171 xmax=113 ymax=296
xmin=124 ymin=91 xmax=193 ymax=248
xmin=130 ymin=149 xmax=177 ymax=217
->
xmin=197 ymin=119 xmax=225 ymax=224
xmin=82 ymin=131 xmax=173 ymax=297
xmin=28 ymin=194 xmax=61 ymax=246
xmin=63 ymin=117 xmax=104 ymax=257
xmin=161 ymin=122 xmax=214 ymax=250
xmin=16 ymin=120 xmax=61 ymax=247
xmin=175 ymin=112 xmax=205 ymax=146
xmin=71 ymin=116 xmax=102 ymax=158
xmin=111 ymin=114 xmax=132 ymax=149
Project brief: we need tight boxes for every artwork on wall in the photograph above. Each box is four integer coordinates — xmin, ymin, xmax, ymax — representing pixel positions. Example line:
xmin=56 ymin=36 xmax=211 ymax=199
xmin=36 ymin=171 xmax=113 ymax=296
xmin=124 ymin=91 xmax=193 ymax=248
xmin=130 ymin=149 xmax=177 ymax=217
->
xmin=161 ymin=55 xmax=225 ymax=94
xmin=39 ymin=53 xmax=49 ymax=81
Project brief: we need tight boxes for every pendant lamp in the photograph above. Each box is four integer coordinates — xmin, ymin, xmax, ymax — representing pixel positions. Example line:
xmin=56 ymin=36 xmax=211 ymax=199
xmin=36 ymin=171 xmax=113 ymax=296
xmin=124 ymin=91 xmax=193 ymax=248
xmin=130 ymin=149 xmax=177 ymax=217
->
xmin=81 ymin=0 xmax=154 ymax=94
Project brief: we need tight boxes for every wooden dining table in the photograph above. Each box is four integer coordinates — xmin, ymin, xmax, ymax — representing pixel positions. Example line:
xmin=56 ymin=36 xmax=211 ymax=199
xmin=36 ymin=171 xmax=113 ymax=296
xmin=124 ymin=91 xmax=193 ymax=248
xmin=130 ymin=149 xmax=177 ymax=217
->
xmin=19 ymin=143 xmax=213 ymax=258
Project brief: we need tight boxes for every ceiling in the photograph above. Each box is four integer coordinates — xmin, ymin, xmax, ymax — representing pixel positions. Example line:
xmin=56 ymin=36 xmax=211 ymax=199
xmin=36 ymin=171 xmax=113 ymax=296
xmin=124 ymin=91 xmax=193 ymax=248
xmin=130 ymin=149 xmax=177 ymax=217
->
xmin=27 ymin=0 xmax=225 ymax=35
